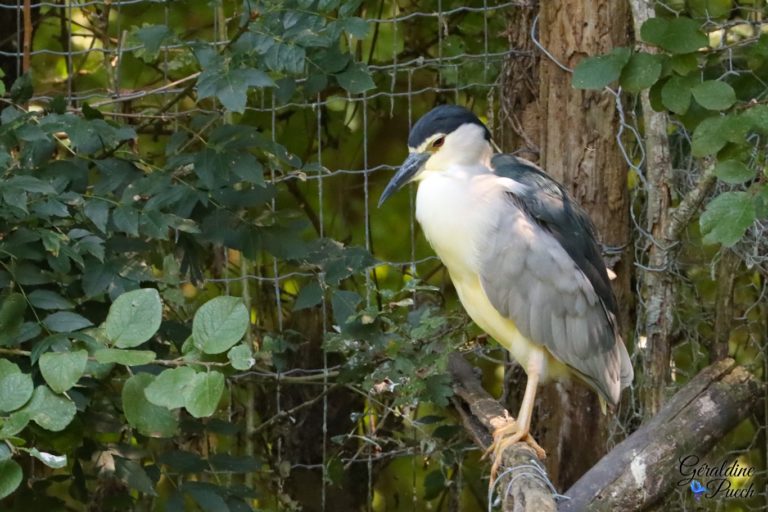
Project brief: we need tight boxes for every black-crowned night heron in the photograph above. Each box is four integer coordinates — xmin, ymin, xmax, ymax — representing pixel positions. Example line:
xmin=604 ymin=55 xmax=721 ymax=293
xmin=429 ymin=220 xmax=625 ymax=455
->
xmin=378 ymin=105 xmax=633 ymax=478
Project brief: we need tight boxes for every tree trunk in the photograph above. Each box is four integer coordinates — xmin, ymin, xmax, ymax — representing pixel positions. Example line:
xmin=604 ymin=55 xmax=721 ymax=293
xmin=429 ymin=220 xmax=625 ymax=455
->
xmin=534 ymin=0 xmax=632 ymax=490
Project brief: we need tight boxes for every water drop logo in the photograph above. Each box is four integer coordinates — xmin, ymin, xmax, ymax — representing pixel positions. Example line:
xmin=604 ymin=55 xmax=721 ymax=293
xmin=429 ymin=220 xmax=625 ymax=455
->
xmin=690 ymin=479 xmax=707 ymax=501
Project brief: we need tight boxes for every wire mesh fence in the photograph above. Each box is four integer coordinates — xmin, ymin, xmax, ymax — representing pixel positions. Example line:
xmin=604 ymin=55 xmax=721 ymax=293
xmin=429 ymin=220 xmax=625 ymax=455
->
xmin=1 ymin=0 xmax=766 ymax=510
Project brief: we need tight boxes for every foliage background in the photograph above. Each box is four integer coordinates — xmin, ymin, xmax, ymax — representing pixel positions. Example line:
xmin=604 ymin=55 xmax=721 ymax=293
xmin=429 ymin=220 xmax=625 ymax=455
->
xmin=0 ymin=0 xmax=766 ymax=511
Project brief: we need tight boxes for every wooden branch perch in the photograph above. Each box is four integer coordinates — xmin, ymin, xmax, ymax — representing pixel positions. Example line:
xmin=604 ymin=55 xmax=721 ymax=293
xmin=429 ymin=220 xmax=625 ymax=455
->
xmin=560 ymin=358 xmax=763 ymax=511
xmin=448 ymin=353 xmax=557 ymax=512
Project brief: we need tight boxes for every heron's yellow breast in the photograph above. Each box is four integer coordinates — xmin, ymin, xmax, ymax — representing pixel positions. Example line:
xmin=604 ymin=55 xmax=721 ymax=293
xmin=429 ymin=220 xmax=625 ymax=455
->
xmin=451 ymin=272 xmax=570 ymax=383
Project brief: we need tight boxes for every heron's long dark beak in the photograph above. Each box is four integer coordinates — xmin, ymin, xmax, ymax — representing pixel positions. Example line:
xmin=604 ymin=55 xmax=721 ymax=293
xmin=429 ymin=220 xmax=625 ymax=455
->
xmin=378 ymin=152 xmax=430 ymax=207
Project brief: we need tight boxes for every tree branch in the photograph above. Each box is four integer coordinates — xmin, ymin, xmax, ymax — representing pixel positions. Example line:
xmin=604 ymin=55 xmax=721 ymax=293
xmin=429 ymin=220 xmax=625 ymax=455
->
xmin=448 ymin=353 xmax=557 ymax=512
xmin=560 ymin=358 xmax=763 ymax=511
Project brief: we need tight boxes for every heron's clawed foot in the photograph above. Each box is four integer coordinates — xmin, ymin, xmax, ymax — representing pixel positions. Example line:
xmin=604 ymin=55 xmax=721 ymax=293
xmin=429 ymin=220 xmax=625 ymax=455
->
xmin=484 ymin=418 xmax=546 ymax=483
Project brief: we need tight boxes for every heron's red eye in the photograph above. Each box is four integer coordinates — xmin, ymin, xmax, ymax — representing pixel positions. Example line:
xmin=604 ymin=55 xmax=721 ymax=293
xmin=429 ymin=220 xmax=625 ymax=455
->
xmin=432 ymin=137 xmax=445 ymax=149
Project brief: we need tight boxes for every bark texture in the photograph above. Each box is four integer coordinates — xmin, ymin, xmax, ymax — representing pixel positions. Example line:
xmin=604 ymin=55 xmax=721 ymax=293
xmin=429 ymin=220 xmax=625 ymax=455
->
xmin=535 ymin=0 xmax=632 ymax=489
xmin=629 ymin=0 xmax=675 ymax=421
xmin=628 ymin=0 xmax=718 ymax=419
xmin=560 ymin=358 xmax=763 ymax=512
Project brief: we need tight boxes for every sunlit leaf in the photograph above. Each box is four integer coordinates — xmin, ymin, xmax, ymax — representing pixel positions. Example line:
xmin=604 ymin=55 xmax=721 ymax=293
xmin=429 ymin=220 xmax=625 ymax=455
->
xmin=692 ymin=80 xmax=736 ymax=111
xmin=700 ymin=191 xmax=756 ymax=246
xmin=122 ymin=373 xmax=178 ymax=438
xmin=691 ymin=116 xmax=728 ymax=157
xmin=184 ymin=371 xmax=225 ymax=418
xmin=641 ymin=17 xmax=708 ymax=54
xmin=227 ymin=344 xmax=255 ymax=371
xmin=144 ymin=367 xmax=197 ymax=409
xmin=105 ymin=288 xmax=163 ymax=348
xmin=0 ymin=360 xmax=33 ymax=412
xmin=0 ymin=459 xmax=22 ymax=500
xmin=39 ymin=350 xmax=88 ymax=393
xmin=28 ymin=448 xmax=67 ymax=469
xmin=620 ymin=52 xmax=663 ymax=92
xmin=93 ymin=348 xmax=157 ymax=366
xmin=714 ymin=160 xmax=755 ymax=184
xmin=22 ymin=386 xmax=76 ymax=431
xmin=192 ymin=297 xmax=248 ymax=354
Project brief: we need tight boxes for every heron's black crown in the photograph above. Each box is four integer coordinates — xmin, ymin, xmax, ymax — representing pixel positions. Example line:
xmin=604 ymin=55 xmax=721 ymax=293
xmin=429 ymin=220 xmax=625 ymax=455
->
xmin=408 ymin=105 xmax=491 ymax=148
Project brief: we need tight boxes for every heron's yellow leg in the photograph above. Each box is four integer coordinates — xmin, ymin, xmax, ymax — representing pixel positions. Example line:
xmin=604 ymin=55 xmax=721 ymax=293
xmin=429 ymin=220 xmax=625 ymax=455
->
xmin=487 ymin=351 xmax=547 ymax=482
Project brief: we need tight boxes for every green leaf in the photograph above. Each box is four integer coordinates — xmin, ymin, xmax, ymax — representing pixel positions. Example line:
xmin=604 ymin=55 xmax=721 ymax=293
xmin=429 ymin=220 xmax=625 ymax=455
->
xmin=197 ymin=67 xmax=276 ymax=113
xmin=293 ymin=281 xmax=323 ymax=311
xmin=144 ymin=367 xmax=197 ymax=409
xmin=661 ymin=75 xmax=693 ymax=114
xmin=136 ymin=24 xmax=173 ymax=59
xmin=115 ymin=457 xmax=157 ymax=495
xmin=714 ymin=160 xmax=755 ymax=184
xmin=0 ymin=360 xmax=33 ymax=412
xmin=193 ymin=148 xmax=227 ymax=189
xmin=0 ymin=411 xmax=29 ymax=438
xmin=231 ymin=152 xmax=265 ymax=186
xmin=122 ymin=373 xmax=178 ymax=437
xmin=572 ymin=47 xmax=631 ymax=90
xmin=691 ymin=80 xmax=736 ymax=111
xmin=42 ymin=311 xmax=93 ymax=333
xmin=742 ymin=104 xmax=768 ymax=134
xmin=641 ymin=17 xmax=708 ymax=54
xmin=28 ymin=448 xmax=67 ymax=469
xmin=670 ymin=53 xmax=699 ymax=75
xmin=184 ymin=371 xmax=225 ymax=418
xmin=0 ymin=293 xmax=26 ymax=345
xmin=93 ymin=348 xmax=157 ymax=366
xmin=157 ymin=450 xmax=207 ymax=473
xmin=192 ymin=296 xmax=249 ymax=354
xmin=64 ymin=117 xmax=135 ymax=154
xmin=113 ymin=206 xmax=140 ymax=236
xmin=183 ymin=482 xmax=229 ymax=512
xmin=7 ymin=175 xmax=55 ymax=194
xmin=27 ymin=290 xmax=74 ymax=310
xmin=342 ymin=17 xmax=369 ymax=38
xmin=105 ymin=288 xmax=163 ymax=348
xmin=619 ymin=52 xmax=663 ymax=92
xmin=0 ymin=459 xmax=22 ymax=500
xmin=10 ymin=74 xmax=32 ymax=104
xmin=23 ymin=386 xmax=76 ymax=431
xmin=84 ymin=200 xmax=109 ymax=233
xmin=700 ymin=191 xmax=756 ymax=246
xmin=688 ymin=0 xmax=732 ymax=19
xmin=209 ymin=453 xmax=261 ymax=472
xmin=424 ymin=469 xmax=447 ymax=500
xmin=691 ymin=116 xmax=728 ymax=157
xmin=39 ymin=350 xmax=88 ymax=393
xmin=331 ymin=289 xmax=361 ymax=327
xmin=227 ymin=344 xmax=255 ymax=370
xmin=335 ymin=62 xmax=375 ymax=94
xmin=264 ymin=43 xmax=306 ymax=74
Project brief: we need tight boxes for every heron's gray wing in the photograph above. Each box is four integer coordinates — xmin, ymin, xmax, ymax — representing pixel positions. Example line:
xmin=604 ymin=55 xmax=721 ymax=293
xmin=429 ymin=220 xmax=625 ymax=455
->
xmin=491 ymin=154 xmax=617 ymax=315
xmin=480 ymin=154 xmax=632 ymax=404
